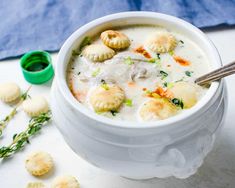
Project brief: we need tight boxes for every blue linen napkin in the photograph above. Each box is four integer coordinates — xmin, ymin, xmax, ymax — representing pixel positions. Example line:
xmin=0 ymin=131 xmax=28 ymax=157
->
xmin=0 ymin=0 xmax=235 ymax=60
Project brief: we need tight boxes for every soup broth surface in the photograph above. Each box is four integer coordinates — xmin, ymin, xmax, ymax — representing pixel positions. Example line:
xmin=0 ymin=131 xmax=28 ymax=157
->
xmin=67 ymin=25 xmax=210 ymax=122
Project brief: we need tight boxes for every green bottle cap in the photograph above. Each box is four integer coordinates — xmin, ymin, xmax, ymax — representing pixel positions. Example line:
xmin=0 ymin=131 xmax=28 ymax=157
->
xmin=20 ymin=51 xmax=54 ymax=84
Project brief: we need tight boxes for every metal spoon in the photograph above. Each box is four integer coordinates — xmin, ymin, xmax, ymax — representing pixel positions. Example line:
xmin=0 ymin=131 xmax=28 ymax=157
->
xmin=195 ymin=61 xmax=235 ymax=85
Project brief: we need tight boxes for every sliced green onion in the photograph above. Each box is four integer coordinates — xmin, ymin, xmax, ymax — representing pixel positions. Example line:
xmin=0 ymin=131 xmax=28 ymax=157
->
xmin=148 ymin=58 xmax=156 ymax=63
xmin=101 ymin=83 xmax=109 ymax=90
xmin=145 ymin=90 xmax=151 ymax=94
xmin=124 ymin=56 xmax=134 ymax=65
xmin=124 ymin=99 xmax=133 ymax=107
xmin=148 ymin=58 xmax=160 ymax=65
xmin=95 ymin=110 xmax=103 ymax=115
xmin=92 ymin=68 xmax=100 ymax=77
xmin=164 ymin=82 xmax=174 ymax=88
xmin=169 ymin=51 xmax=174 ymax=56
xmin=167 ymin=82 xmax=174 ymax=89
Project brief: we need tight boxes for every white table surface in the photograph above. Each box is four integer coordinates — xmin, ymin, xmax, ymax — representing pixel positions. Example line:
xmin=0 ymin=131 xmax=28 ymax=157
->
xmin=1 ymin=28 xmax=235 ymax=188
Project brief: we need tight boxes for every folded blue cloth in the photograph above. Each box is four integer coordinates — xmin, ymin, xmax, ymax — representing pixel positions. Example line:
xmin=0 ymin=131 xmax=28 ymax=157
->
xmin=1 ymin=0 xmax=235 ymax=60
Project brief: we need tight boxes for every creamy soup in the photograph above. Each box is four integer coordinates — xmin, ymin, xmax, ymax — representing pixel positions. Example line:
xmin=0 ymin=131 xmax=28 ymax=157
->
xmin=67 ymin=25 xmax=210 ymax=122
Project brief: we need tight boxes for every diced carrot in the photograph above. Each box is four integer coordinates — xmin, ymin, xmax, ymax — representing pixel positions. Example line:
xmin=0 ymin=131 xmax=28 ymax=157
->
xmin=68 ymin=80 xmax=84 ymax=102
xmin=74 ymin=91 xmax=83 ymax=101
xmin=128 ymin=82 xmax=136 ymax=87
xmin=134 ymin=46 xmax=152 ymax=59
xmin=152 ymin=87 xmax=173 ymax=99
xmin=154 ymin=87 xmax=165 ymax=96
xmin=173 ymin=55 xmax=191 ymax=66
xmin=164 ymin=90 xmax=173 ymax=99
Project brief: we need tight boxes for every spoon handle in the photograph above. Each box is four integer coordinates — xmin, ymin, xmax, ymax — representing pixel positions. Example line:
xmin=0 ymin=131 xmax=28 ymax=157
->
xmin=195 ymin=61 xmax=235 ymax=85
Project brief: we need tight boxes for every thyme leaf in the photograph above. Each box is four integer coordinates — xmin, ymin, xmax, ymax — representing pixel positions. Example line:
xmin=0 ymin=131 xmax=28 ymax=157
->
xmin=163 ymin=82 xmax=168 ymax=88
xmin=179 ymin=40 xmax=184 ymax=44
xmin=110 ymin=110 xmax=118 ymax=116
xmin=101 ymin=79 xmax=106 ymax=84
xmin=185 ymin=71 xmax=193 ymax=77
xmin=160 ymin=70 xmax=168 ymax=79
xmin=157 ymin=53 xmax=161 ymax=59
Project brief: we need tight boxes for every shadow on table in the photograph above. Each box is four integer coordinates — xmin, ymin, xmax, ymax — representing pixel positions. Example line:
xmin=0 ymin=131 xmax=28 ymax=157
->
xmin=113 ymin=128 xmax=235 ymax=188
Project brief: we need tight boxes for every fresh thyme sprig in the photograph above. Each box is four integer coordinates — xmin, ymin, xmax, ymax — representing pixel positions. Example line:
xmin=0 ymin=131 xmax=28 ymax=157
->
xmin=0 ymin=86 xmax=31 ymax=136
xmin=0 ymin=111 xmax=51 ymax=159
xmin=0 ymin=108 xmax=17 ymax=136
xmin=20 ymin=86 xmax=32 ymax=101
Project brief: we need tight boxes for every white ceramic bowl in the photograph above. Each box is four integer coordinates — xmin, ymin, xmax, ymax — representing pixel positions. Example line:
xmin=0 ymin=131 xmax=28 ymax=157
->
xmin=51 ymin=12 xmax=227 ymax=179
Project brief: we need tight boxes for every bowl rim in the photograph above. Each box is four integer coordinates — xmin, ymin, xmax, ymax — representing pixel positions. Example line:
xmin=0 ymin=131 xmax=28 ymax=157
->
xmin=56 ymin=11 xmax=222 ymax=129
